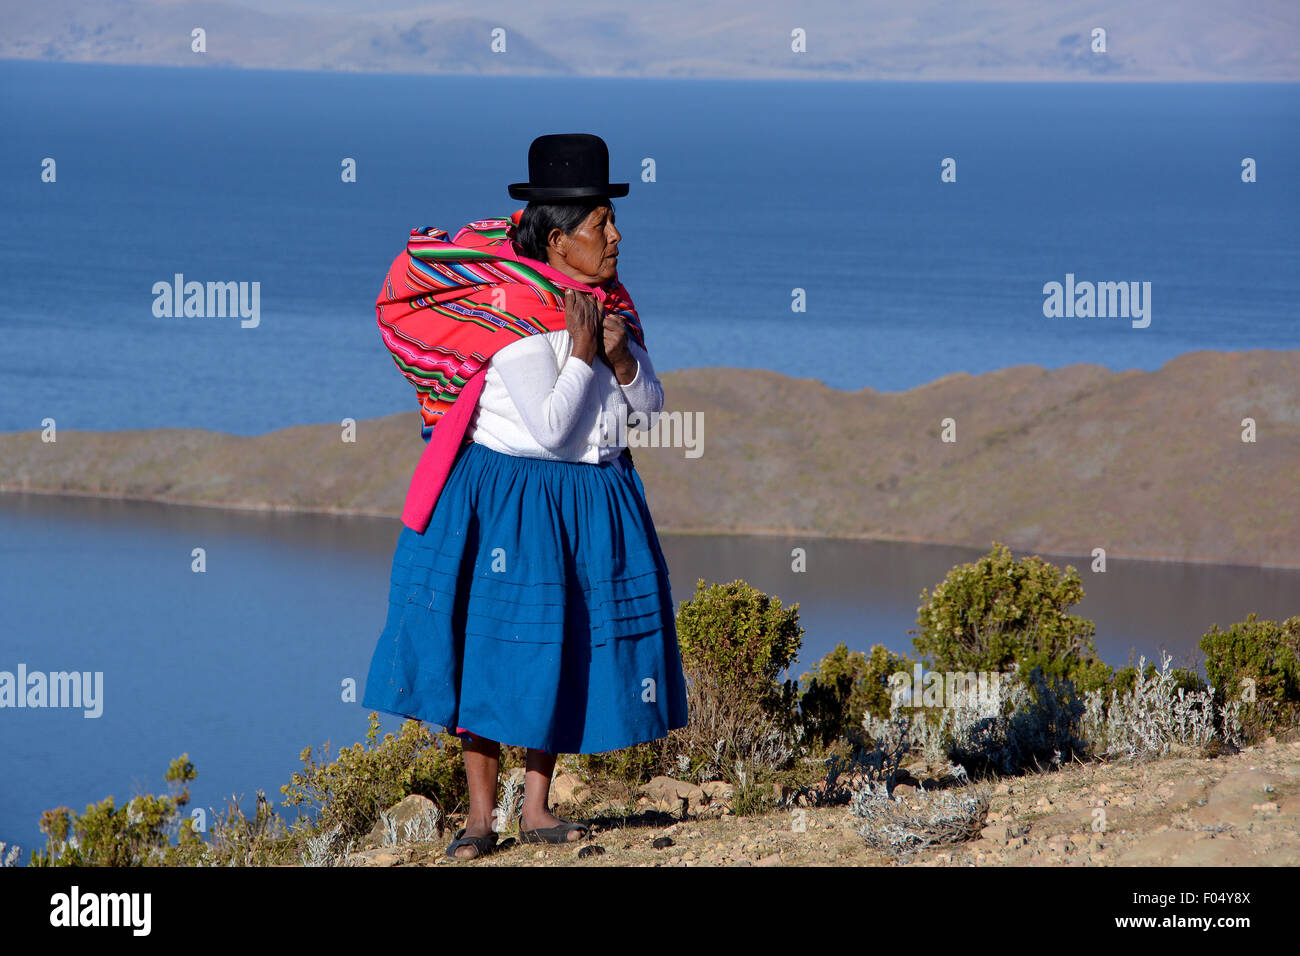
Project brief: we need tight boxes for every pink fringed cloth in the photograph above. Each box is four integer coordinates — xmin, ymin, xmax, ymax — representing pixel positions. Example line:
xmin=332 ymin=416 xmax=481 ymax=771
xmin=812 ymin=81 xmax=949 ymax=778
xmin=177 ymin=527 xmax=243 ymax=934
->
xmin=376 ymin=208 xmax=645 ymax=533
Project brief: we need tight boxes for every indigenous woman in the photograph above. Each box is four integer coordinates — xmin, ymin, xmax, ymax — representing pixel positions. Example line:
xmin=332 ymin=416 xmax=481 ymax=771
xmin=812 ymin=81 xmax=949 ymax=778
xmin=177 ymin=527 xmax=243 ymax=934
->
xmin=362 ymin=133 xmax=689 ymax=860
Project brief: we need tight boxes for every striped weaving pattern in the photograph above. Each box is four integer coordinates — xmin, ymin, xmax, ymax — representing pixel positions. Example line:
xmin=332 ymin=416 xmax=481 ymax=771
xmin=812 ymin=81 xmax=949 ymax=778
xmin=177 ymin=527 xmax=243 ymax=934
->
xmin=377 ymin=209 xmax=644 ymax=441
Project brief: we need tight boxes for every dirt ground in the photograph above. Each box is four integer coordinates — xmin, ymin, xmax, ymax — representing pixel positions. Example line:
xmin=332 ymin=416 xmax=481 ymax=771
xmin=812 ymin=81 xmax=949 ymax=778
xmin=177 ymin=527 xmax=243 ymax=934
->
xmin=344 ymin=734 xmax=1300 ymax=867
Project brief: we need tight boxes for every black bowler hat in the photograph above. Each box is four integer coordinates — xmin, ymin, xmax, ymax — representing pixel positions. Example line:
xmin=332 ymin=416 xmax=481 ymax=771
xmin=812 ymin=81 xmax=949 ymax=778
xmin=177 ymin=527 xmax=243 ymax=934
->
xmin=508 ymin=133 xmax=629 ymax=201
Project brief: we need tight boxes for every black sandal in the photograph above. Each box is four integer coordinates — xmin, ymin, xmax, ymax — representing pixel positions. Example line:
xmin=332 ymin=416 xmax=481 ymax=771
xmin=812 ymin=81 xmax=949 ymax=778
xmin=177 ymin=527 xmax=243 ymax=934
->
xmin=518 ymin=818 xmax=589 ymax=844
xmin=445 ymin=827 xmax=499 ymax=860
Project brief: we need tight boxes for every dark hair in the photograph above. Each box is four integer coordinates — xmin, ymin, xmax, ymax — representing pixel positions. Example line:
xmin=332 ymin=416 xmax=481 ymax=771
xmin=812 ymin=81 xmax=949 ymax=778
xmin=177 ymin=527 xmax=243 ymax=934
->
xmin=512 ymin=198 xmax=614 ymax=262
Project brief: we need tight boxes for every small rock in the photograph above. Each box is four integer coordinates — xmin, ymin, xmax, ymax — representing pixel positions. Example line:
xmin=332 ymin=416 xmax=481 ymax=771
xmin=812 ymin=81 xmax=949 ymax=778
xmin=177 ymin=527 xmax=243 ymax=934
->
xmin=640 ymin=776 xmax=707 ymax=814
xmin=980 ymin=823 xmax=1010 ymax=845
xmin=345 ymin=848 xmax=406 ymax=867
xmin=702 ymin=781 xmax=734 ymax=802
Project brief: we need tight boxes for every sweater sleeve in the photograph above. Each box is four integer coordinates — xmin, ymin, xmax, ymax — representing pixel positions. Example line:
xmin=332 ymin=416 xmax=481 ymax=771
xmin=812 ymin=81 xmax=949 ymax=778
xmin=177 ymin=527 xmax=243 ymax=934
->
xmin=489 ymin=334 xmax=596 ymax=451
xmin=618 ymin=340 xmax=664 ymax=428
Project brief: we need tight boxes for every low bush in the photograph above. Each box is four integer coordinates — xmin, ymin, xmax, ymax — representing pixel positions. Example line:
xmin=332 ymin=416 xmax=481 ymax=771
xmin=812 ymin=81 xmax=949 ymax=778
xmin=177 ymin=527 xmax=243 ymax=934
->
xmin=910 ymin=542 xmax=1111 ymax=695
xmin=675 ymin=579 xmax=803 ymax=720
xmin=1200 ymin=613 xmax=1300 ymax=741
xmin=649 ymin=579 xmax=806 ymax=784
xmin=280 ymin=712 xmax=466 ymax=846
xmin=798 ymin=642 xmax=913 ymax=749
xmin=31 ymin=756 xmax=199 ymax=867
xmin=575 ymin=744 xmax=663 ymax=790
xmin=851 ymin=784 xmax=992 ymax=857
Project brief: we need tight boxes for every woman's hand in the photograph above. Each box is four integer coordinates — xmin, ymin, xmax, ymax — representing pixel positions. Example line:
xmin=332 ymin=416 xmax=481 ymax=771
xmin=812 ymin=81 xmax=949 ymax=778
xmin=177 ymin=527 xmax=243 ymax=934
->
xmin=602 ymin=313 xmax=639 ymax=384
xmin=564 ymin=289 xmax=600 ymax=365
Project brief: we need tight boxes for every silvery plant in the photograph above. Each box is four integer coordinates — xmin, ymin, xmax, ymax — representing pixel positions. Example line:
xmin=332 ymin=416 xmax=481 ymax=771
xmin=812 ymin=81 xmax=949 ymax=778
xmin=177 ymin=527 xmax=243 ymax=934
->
xmin=864 ymin=652 xmax=1245 ymax=776
xmin=851 ymin=786 xmax=991 ymax=856
xmin=301 ymin=824 xmax=357 ymax=868
xmin=379 ymin=804 xmax=443 ymax=846
xmin=1082 ymin=652 xmax=1244 ymax=760
xmin=492 ymin=777 xmax=524 ymax=834
xmin=867 ymin=664 xmax=1085 ymax=777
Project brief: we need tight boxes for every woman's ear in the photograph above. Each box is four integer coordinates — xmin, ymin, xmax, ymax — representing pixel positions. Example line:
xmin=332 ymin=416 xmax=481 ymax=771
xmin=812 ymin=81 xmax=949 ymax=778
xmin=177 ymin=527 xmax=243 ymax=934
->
xmin=547 ymin=227 xmax=564 ymax=255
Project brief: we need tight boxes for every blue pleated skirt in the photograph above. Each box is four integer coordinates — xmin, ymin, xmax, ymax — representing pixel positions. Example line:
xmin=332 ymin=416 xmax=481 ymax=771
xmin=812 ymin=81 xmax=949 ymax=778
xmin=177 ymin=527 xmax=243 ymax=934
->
xmin=361 ymin=440 xmax=689 ymax=754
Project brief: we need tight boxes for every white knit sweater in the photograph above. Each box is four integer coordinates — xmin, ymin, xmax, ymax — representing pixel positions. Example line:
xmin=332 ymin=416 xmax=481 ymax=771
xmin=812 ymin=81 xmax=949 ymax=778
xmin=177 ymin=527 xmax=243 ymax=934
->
xmin=466 ymin=329 xmax=664 ymax=464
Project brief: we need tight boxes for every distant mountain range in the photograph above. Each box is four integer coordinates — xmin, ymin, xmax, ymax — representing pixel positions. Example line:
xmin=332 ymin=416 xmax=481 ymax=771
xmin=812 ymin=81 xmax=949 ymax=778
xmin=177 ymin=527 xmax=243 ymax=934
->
xmin=1 ymin=0 xmax=1297 ymax=81
xmin=3 ymin=350 xmax=1298 ymax=569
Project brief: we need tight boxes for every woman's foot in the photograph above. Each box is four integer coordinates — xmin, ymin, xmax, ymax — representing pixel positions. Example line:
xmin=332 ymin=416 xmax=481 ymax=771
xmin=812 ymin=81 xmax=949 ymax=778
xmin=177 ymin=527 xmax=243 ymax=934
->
xmin=450 ymin=814 xmax=497 ymax=859
xmin=519 ymin=807 xmax=587 ymax=842
xmin=456 ymin=734 xmax=503 ymax=859
xmin=520 ymin=748 xmax=582 ymax=841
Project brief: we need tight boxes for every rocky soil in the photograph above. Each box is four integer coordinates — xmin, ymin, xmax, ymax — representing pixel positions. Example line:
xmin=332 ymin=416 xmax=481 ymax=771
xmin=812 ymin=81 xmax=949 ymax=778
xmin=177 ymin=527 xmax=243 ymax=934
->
xmin=341 ymin=734 xmax=1300 ymax=868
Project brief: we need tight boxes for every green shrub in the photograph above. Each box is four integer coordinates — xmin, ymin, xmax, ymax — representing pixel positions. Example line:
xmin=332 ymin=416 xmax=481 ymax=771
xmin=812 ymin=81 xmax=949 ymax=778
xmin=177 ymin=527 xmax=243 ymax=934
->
xmin=1200 ymin=613 xmax=1300 ymax=739
xmin=798 ymin=643 xmax=914 ymax=748
xmin=730 ymin=779 xmax=778 ymax=816
xmin=910 ymin=542 xmax=1110 ymax=694
xmin=576 ymin=743 xmax=663 ymax=789
xmin=644 ymin=579 xmax=806 ymax=784
xmin=181 ymin=790 xmax=297 ymax=867
xmin=32 ymin=756 xmax=198 ymax=867
xmin=675 ymin=579 xmax=804 ymax=718
xmin=280 ymin=712 xmax=467 ymax=843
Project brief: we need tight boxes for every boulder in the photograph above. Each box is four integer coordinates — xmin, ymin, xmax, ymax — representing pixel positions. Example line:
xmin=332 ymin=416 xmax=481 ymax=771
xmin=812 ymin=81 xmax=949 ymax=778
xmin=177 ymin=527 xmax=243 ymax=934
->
xmin=367 ymin=794 xmax=442 ymax=847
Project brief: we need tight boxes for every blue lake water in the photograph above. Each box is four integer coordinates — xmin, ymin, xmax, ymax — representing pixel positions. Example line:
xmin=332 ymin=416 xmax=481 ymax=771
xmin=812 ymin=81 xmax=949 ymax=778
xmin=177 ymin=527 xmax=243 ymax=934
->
xmin=2 ymin=491 xmax=1299 ymax=859
xmin=0 ymin=61 xmax=1297 ymax=436
xmin=1 ymin=62 xmax=1298 ymax=862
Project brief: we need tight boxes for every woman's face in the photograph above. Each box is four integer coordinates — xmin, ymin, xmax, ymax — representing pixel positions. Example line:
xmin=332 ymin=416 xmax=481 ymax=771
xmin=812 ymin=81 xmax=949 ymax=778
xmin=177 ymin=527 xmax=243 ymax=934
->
xmin=547 ymin=204 xmax=621 ymax=285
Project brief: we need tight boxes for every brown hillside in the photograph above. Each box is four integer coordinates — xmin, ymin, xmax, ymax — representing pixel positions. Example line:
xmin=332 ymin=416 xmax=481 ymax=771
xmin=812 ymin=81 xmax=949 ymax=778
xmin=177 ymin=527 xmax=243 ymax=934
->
xmin=1 ymin=350 xmax=1296 ymax=568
